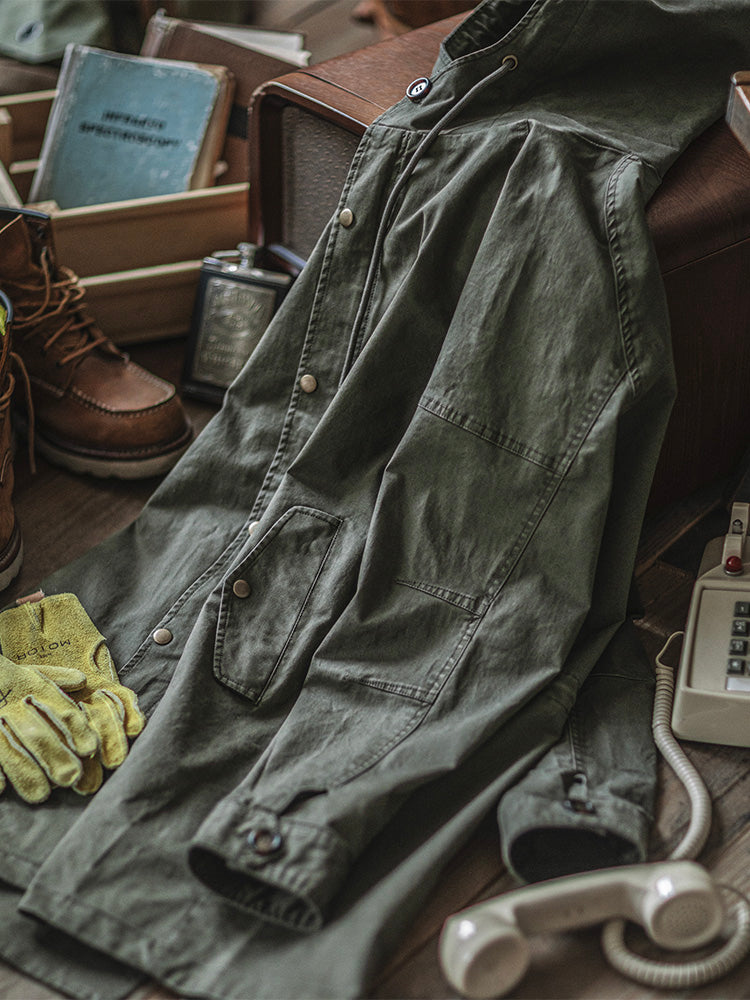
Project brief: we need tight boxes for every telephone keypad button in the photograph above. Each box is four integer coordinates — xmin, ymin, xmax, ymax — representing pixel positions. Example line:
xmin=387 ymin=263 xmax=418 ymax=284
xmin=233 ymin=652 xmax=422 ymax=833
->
xmin=730 ymin=638 xmax=748 ymax=655
xmin=732 ymin=619 xmax=749 ymax=636
xmin=728 ymin=658 xmax=746 ymax=675
xmin=735 ymin=601 xmax=750 ymax=617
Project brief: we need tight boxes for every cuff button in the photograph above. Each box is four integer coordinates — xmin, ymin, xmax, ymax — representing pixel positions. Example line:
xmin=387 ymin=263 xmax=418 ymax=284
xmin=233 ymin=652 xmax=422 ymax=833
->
xmin=248 ymin=828 xmax=283 ymax=856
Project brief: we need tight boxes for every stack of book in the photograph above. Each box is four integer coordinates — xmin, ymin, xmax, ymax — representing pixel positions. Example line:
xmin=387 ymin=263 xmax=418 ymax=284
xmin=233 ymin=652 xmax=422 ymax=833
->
xmin=29 ymin=14 xmax=311 ymax=209
xmin=0 ymin=13 xmax=310 ymax=345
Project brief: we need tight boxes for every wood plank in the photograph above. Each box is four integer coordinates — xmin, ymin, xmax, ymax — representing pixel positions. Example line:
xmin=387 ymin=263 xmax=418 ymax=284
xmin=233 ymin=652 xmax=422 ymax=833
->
xmin=0 ymin=108 xmax=12 ymax=169
xmin=634 ymin=560 xmax=695 ymax=642
xmin=8 ymin=159 xmax=35 ymax=202
xmin=0 ymin=90 xmax=55 ymax=162
xmin=48 ymin=182 xmax=249 ymax=278
xmin=638 ymin=480 xmax=726 ymax=575
xmin=82 ymin=260 xmax=202 ymax=345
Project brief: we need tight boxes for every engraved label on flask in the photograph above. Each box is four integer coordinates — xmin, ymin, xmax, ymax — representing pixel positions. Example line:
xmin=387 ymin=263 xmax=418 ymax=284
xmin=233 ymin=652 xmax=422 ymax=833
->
xmin=192 ymin=277 xmax=277 ymax=388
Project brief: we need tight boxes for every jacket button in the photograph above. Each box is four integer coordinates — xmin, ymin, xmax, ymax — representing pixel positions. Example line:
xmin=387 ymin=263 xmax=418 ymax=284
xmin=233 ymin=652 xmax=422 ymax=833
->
xmin=247 ymin=828 xmax=283 ymax=856
xmin=248 ymin=520 xmax=260 ymax=535
xmin=406 ymin=77 xmax=431 ymax=100
xmin=232 ymin=579 xmax=251 ymax=598
xmin=338 ymin=207 xmax=354 ymax=228
xmin=299 ymin=373 xmax=318 ymax=393
xmin=153 ymin=627 xmax=173 ymax=645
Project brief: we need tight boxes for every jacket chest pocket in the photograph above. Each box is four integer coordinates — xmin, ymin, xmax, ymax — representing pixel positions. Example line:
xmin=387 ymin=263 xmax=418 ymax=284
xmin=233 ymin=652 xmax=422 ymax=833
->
xmin=213 ymin=506 xmax=342 ymax=705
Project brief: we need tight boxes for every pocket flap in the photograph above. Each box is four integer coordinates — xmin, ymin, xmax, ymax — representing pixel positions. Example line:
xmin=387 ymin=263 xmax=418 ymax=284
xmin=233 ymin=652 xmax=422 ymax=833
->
xmin=214 ymin=507 xmax=342 ymax=705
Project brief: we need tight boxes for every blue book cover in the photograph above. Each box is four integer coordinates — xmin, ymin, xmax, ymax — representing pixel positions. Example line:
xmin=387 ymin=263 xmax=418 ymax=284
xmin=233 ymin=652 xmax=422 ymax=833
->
xmin=29 ymin=45 xmax=234 ymax=209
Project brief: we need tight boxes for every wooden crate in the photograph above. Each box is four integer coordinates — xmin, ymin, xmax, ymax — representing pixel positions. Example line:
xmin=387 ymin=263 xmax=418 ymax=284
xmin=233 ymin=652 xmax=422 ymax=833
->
xmin=0 ymin=90 xmax=249 ymax=345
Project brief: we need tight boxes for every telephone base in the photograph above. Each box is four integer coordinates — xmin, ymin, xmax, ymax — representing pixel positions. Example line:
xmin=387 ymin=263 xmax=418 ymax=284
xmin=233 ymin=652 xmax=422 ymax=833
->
xmin=672 ymin=502 xmax=750 ymax=746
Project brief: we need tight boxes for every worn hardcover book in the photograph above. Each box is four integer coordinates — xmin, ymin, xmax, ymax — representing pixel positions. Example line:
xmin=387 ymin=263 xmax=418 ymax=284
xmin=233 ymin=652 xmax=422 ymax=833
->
xmin=140 ymin=11 xmax=308 ymax=181
xmin=28 ymin=44 xmax=235 ymax=209
xmin=141 ymin=11 xmax=310 ymax=85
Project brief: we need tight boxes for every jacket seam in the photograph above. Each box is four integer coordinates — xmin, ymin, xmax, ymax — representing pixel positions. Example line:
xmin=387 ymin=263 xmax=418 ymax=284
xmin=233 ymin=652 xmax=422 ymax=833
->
xmin=605 ymin=152 xmax=642 ymax=397
xmin=394 ymin=577 xmax=482 ymax=614
xmin=339 ymin=129 xmax=412 ymax=383
xmin=485 ymin=369 xmax=625 ymax=604
xmin=418 ymin=396 xmax=560 ymax=471
xmin=257 ymin=516 xmax=343 ymax=701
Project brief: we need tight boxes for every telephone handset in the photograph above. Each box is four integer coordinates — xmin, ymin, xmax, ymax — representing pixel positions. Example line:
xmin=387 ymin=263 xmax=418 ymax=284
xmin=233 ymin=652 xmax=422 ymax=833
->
xmin=672 ymin=501 xmax=750 ymax=745
xmin=439 ymin=860 xmax=723 ymax=999
xmin=438 ymin=507 xmax=750 ymax=997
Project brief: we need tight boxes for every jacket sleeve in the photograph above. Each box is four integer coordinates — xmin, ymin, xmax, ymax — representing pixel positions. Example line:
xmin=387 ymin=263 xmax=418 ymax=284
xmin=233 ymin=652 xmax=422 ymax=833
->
xmin=498 ymin=618 xmax=657 ymax=884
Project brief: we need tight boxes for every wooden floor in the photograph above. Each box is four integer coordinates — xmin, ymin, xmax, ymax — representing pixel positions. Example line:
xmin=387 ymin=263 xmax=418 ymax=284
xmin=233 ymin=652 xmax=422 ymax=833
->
xmin=0 ymin=337 xmax=749 ymax=999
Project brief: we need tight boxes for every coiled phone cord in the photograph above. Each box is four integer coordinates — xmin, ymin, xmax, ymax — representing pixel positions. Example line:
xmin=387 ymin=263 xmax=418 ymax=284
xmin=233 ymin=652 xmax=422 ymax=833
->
xmin=601 ymin=632 xmax=750 ymax=988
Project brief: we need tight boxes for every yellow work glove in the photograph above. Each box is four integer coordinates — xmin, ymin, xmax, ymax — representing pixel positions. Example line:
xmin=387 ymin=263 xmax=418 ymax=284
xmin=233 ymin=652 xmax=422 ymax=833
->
xmin=0 ymin=593 xmax=146 ymax=794
xmin=0 ymin=654 xmax=98 ymax=802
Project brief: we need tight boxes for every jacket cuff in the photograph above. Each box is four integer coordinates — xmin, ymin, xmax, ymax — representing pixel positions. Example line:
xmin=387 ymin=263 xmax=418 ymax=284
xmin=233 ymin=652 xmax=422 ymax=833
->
xmin=188 ymin=800 xmax=350 ymax=932
xmin=498 ymin=784 xmax=649 ymax=884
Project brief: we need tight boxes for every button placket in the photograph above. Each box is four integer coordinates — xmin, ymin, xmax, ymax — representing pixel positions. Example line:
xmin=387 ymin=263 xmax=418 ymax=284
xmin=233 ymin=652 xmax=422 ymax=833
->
xmin=255 ymin=129 xmax=386 ymax=504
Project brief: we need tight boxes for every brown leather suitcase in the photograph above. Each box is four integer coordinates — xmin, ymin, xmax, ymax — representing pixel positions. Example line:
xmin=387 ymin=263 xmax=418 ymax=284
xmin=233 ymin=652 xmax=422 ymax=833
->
xmin=248 ymin=18 xmax=750 ymax=511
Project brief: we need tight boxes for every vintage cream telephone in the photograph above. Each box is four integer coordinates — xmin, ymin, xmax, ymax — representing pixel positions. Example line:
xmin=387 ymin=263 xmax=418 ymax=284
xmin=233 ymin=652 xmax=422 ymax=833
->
xmin=672 ymin=501 xmax=750 ymax=745
xmin=439 ymin=505 xmax=750 ymax=998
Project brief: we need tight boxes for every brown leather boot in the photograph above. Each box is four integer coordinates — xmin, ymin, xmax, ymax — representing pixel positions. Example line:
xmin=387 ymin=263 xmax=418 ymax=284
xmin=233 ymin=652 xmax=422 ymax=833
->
xmin=0 ymin=208 xmax=193 ymax=479
xmin=0 ymin=290 xmax=23 ymax=589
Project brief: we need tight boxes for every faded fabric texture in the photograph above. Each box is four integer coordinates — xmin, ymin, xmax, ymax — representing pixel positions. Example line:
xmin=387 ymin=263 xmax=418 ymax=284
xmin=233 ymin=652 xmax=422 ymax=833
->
xmin=0 ymin=2 xmax=748 ymax=997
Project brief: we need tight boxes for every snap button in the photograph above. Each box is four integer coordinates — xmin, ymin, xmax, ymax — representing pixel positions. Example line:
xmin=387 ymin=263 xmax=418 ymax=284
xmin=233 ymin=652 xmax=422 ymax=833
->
xmin=247 ymin=828 xmax=283 ymax=856
xmin=248 ymin=520 xmax=260 ymax=535
xmin=406 ymin=77 xmax=431 ymax=100
xmin=153 ymin=627 xmax=173 ymax=645
xmin=299 ymin=373 xmax=318 ymax=393
xmin=232 ymin=579 xmax=251 ymax=598
xmin=338 ymin=207 xmax=354 ymax=228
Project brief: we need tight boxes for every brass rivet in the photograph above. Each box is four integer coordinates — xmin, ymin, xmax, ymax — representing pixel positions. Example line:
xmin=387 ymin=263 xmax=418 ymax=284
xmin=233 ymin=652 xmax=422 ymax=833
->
xmin=232 ymin=579 xmax=251 ymax=599
xmin=153 ymin=627 xmax=173 ymax=645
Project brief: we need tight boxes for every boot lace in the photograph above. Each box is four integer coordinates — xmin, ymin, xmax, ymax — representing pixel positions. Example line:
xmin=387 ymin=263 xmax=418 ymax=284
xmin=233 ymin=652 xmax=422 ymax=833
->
xmin=12 ymin=247 xmax=109 ymax=366
xmin=0 ymin=352 xmax=36 ymax=474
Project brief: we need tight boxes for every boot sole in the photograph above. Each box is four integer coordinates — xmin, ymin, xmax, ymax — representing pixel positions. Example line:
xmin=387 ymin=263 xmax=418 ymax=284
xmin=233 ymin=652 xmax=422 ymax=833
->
xmin=0 ymin=521 xmax=23 ymax=592
xmin=34 ymin=433 xmax=193 ymax=480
